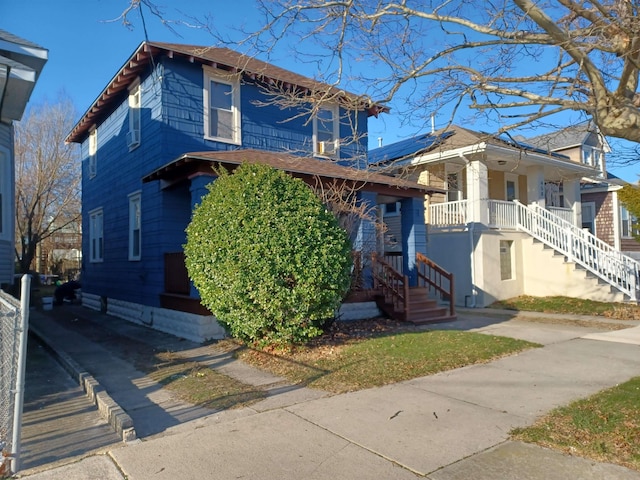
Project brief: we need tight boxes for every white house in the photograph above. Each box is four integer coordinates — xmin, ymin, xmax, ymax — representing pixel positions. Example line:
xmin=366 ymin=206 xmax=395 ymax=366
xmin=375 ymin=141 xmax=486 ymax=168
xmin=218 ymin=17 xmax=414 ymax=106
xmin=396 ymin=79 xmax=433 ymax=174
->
xmin=0 ymin=30 xmax=47 ymax=284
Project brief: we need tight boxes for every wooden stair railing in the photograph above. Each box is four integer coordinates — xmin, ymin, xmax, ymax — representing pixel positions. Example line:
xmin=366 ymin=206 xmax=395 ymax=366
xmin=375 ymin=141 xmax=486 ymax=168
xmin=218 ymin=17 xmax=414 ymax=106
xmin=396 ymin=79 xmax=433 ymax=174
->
xmin=416 ymin=252 xmax=455 ymax=317
xmin=372 ymin=252 xmax=409 ymax=318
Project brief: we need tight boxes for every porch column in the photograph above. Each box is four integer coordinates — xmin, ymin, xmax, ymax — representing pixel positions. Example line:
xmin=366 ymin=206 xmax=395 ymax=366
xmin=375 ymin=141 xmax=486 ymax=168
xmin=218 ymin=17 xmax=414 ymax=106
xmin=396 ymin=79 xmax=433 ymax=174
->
xmin=563 ymin=178 xmax=581 ymax=228
xmin=466 ymin=160 xmax=489 ymax=224
xmin=401 ymin=196 xmax=427 ymax=286
xmin=353 ymin=191 xmax=378 ymax=289
xmin=189 ymin=173 xmax=216 ymax=297
xmin=526 ymin=166 xmax=546 ymax=208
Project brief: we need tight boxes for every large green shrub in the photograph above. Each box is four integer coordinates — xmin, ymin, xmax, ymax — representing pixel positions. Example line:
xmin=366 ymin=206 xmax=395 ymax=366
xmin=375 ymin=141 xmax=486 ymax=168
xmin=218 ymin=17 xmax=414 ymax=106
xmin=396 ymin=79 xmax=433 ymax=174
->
xmin=184 ymin=163 xmax=352 ymax=346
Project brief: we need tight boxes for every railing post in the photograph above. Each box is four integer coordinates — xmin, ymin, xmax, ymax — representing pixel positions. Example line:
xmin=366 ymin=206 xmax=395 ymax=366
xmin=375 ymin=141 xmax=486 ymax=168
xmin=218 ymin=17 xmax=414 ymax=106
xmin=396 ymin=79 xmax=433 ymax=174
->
xmin=403 ymin=276 xmax=410 ymax=317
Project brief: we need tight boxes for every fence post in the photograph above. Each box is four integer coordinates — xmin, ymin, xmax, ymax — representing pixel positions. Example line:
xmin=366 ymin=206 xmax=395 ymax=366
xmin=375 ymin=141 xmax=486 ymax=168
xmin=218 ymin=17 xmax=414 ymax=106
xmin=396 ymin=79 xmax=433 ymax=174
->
xmin=10 ymin=274 xmax=31 ymax=474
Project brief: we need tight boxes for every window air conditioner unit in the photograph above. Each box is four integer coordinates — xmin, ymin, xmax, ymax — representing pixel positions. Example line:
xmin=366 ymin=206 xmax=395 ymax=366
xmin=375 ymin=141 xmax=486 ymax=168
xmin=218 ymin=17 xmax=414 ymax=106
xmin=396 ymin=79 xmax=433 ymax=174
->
xmin=127 ymin=129 xmax=140 ymax=147
xmin=318 ymin=140 xmax=336 ymax=155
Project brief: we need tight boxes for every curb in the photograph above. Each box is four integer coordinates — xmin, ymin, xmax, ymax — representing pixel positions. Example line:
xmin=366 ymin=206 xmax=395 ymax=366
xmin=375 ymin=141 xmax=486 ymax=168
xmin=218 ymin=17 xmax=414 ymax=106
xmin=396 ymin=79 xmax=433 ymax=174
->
xmin=29 ymin=322 xmax=137 ymax=443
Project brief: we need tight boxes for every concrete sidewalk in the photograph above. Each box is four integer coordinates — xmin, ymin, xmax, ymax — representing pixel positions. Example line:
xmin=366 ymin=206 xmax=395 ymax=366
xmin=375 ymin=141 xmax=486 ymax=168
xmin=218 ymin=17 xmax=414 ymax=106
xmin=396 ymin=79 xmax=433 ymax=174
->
xmin=18 ymin=305 xmax=640 ymax=479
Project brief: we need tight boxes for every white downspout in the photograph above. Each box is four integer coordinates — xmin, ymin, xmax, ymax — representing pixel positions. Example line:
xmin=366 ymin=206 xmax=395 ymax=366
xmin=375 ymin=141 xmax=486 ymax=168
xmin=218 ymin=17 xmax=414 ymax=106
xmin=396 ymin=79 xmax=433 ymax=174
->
xmin=459 ymin=153 xmax=477 ymax=308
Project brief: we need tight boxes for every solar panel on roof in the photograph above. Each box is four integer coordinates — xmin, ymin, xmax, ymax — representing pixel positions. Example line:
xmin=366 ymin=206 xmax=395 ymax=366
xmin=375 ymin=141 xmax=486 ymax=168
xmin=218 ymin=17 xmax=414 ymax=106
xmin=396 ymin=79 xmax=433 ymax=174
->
xmin=368 ymin=131 xmax=454 ymax=164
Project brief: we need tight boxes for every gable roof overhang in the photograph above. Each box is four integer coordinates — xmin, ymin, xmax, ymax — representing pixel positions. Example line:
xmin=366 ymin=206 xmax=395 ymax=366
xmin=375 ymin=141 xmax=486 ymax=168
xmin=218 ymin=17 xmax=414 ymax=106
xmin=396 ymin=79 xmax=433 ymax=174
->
xmin=0 ymin=30 xmax=48 ymax=122
xmin=142 ymin=149 xmax=443 ymax=198
xmin=66 ymin=41 xmax=388 ymax=144
xmin=389 ymin=140 xmax=600 ymax=181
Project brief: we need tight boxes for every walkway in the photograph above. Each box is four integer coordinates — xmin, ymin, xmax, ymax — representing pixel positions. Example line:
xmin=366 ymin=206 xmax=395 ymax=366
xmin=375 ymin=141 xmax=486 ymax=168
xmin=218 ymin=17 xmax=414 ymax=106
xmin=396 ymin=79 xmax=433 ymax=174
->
xmin=19 ymin=304 xmax=640 ymax=479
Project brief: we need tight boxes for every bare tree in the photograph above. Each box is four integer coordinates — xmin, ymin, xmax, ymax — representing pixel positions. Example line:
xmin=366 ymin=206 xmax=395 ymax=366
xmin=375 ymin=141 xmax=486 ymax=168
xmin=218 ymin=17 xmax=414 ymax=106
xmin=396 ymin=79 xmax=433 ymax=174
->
xmin=116 ymin=1 xmax=640 ymax=145
xmin=14 ymin=95 xmax=80 ymax=274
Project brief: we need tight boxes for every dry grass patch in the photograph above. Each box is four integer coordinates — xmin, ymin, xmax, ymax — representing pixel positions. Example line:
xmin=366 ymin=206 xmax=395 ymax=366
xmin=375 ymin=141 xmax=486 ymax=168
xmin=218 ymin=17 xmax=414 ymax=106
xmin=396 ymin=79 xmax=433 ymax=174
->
xmin=512 ymin=377 xmax=640 ymax=471
xmin=233 ymin=319 xmax=539 ymax=393
xmin=490 ymin=296 xmax=640 ymax=321
xmin=146 ymin=351 xmax=265 ymax=410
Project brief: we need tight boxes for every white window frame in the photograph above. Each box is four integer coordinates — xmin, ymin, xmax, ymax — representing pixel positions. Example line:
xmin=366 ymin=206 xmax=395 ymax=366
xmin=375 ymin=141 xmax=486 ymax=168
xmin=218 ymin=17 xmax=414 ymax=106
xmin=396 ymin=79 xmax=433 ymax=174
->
xmin=505 ymin=173 xmax=519 ymax=202
xmin=620 ymin=206 xmax=638 ymax=239
xmin=128 ymin=192 xmax=142 ymax=261
xmin=89 ymin=127 xmax=97 ymax=178
xmin=0 ymin=147 xmax=9 ymax=240
xmin=582 ymin=201 xmax=596 ymax=234
xmin=127 ymin=80 xmax=141 ymax=150
xmin=499 ymin=240 xmax=514 ymax=281
xmin=382 ymin=201 xmax=401 ymax=217
xmin=203 ymin=66 xmax=241 ymax=144
xmin=313 ymin=105 xmax=340 ymax=158
xmin=446 ymin=170 xmax=463 ymax=202
xmin=89 ymin=208 xmax=104 ymax=263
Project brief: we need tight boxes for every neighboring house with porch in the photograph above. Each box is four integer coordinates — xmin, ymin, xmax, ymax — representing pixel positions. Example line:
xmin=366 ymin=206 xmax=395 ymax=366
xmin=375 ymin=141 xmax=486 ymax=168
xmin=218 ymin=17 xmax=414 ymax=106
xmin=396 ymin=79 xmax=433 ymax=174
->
xmin=370 ymin=125 xmax=639 ymax=308
xmin=66 ymin=41 xmax=449 ymax=342
xmin=526 ymin=124 xmax=640 ymax=260
xmin=0 ymin=31 xmax=47 ymax=285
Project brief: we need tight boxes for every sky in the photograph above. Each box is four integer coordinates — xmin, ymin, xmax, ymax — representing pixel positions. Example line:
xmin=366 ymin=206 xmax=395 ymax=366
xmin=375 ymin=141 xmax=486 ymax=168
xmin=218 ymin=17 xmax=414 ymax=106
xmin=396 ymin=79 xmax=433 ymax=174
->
xmin=2 ymin=0 xmax=638 ymax=182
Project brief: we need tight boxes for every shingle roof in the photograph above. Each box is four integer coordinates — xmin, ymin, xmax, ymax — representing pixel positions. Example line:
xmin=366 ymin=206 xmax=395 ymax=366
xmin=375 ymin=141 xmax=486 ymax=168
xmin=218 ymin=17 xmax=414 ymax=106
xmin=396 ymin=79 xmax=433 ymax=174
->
xmin=142 ymin=149 xmax=444 ymax=197
xmin=66 ymin=42 xmax=385 ymax=144
xmin=369 ymin=125 xmax=569 ymax=164
xmin=0 ymin=29 xmax=46 ymax=50
xmin=526 ymin=122 xmax=594 ymax=151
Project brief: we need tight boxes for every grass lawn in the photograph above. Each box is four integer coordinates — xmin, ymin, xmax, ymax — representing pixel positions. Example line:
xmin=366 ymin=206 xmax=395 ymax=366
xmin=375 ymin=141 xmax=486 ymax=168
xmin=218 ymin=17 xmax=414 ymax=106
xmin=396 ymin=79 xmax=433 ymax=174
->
xmin=512 ymin=377 xmax=640 ymax=471
xmin=234 ymin=327 xmax=539 ymax=394
xmin=145 ymin=351 xmax=266 ymax=410
xmin=489 ymin=295 xmax=640 ymax=321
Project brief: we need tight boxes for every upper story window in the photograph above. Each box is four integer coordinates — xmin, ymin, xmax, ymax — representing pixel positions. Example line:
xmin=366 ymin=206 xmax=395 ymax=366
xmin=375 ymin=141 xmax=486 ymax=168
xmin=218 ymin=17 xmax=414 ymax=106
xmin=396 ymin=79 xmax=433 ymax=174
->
xmin=127 ymin=80 xmax=141 ymax=150
xmin=203 ymin=67 xmax=241 ymax=144
xmin=89 ymin=127 xmax=97 ymax=178
xmin=128 ymin=192 xmax=141 ymax=261
xmin=582 ymin=146 xmax=603 ymax=170
xmin=313 ymin=105 xmax=339 ymax=158
xmin=89 ymin=208 xmax=104 ymax=262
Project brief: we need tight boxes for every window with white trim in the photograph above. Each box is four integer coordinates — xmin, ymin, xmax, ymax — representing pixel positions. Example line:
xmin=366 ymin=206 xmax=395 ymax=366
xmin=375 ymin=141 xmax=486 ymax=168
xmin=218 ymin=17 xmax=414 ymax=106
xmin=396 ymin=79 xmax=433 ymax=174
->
xmin=313 ymin=105 xmax=339 ymax=157
xmin=582 ymin=146 xmax=603 ymax=170
xmin=620 ymin=206 xmax=638 ymax=238
xmin=203 ymin=67 xmax=240 ymax=144
xmin=582 ymin=202 xmax=596 ymax=234
xmin=128 ymin=192 xmax=141 ymax=260
xmin=89 ymin=128 xmax=97 ymax=178
xmin=127 ymin=81 xmax=141 ymax=150
xmin=500 ymin=240 xmax=514 ymax=281
xmin=89 ymin=208 xmax=104 ymax=262
xmin=382 ymin=202 xmax=400 ymax=217
xmin=505 ymin=173 xmax=519 ymax=201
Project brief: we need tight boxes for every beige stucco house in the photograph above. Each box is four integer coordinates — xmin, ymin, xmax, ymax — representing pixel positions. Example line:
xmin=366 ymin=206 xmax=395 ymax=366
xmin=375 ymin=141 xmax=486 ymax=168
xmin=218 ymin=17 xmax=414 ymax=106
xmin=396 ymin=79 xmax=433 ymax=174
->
xmin=371 ymin=125 xmax=639 ymax=307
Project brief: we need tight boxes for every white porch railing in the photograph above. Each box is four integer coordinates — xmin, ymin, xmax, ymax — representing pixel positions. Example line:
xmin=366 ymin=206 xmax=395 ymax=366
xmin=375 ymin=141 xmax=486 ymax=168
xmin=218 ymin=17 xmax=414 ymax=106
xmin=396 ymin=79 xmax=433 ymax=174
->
xmin=548 ymin=206 xmax=574 ymax=224
xmin=429 ymin=199 xmax=640 ymax=301
xmin=429 ymin=200 xmax=468 ymax=227
xmin=516 ymin=201 xmax=640 ymax=301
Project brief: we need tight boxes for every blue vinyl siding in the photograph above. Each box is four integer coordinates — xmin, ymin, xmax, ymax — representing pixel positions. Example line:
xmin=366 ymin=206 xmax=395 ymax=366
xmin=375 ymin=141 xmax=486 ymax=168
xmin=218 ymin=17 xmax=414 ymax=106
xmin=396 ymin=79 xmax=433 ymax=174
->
xmin=81 ymin=55 xmax=370 ymax=307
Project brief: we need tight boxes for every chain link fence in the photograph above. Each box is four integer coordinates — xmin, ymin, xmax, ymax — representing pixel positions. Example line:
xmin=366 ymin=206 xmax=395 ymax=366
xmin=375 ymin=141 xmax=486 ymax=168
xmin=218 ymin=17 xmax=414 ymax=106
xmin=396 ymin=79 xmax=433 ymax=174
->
xmin=0 ymin=289 xmax=21 ymax=476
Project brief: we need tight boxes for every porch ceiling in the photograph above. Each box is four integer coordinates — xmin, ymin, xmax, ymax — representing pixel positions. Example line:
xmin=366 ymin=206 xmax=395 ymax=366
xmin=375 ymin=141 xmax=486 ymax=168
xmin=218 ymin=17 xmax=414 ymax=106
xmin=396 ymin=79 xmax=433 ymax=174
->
xmin=142 ymin=149 xmax=445 ymax=198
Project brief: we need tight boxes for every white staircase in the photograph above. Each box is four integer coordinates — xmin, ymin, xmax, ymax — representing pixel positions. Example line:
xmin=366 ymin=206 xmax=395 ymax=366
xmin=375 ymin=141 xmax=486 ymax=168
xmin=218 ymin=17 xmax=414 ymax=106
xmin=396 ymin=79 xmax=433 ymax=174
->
xmin=512 ymin=201 xmax=640 ymax=302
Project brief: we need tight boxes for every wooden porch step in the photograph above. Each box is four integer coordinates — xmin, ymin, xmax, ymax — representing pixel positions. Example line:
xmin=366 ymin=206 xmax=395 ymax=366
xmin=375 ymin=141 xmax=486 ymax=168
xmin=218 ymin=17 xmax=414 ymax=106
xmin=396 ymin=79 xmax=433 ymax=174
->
xmin=405 ymin=314 xmax=457 ymax=325
xmin=374 ymin=290 xmax=456 ymax=324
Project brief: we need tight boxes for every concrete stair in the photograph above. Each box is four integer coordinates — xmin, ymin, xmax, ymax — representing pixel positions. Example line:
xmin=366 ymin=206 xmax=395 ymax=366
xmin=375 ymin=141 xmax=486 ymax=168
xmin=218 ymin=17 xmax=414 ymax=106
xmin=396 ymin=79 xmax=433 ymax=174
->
xmin=523 ymin=238 xmax=628 ymax=303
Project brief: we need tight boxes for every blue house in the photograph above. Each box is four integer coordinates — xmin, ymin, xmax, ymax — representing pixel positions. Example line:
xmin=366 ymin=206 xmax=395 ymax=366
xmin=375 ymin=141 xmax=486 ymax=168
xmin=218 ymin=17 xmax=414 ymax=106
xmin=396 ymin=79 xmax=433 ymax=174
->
xmin=0 ymin=31 xmax=47 ymax=285
xmin=66 ymin=42 xmax=448 ymax=342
